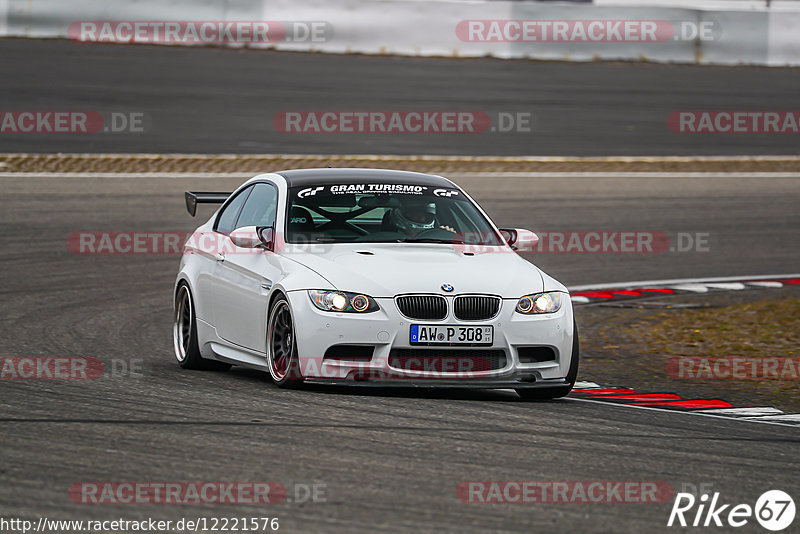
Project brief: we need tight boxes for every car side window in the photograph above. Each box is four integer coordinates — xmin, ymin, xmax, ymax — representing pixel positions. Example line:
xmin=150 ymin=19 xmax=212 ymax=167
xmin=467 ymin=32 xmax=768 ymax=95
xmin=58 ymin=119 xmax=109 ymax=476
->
xmin=235 ymin=183 xmax=279 ymax=231
xmin=215 ymin=187 xmax=252 ymax=235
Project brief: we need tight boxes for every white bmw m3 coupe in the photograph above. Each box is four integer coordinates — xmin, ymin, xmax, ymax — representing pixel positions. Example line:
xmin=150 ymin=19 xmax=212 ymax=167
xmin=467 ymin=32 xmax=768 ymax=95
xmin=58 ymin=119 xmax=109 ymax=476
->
xmin=173 ymin=168 xmax=578 ymax=399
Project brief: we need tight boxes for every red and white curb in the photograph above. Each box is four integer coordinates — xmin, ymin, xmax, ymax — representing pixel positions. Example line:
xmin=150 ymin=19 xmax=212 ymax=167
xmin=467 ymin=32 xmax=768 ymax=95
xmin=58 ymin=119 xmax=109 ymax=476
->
xmin=569 ymin=382 xmax=800 ymax=427
xmin=567 ymin=275 xmax=800 ymax=427
xmin=568 ymin=274 xmax=800 ymax=305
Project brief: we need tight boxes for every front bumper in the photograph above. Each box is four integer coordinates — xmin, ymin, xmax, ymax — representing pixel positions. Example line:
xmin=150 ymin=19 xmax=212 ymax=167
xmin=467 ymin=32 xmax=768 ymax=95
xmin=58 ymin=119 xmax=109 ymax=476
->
xmin=286 ymin=290 xmax=574 ymax=385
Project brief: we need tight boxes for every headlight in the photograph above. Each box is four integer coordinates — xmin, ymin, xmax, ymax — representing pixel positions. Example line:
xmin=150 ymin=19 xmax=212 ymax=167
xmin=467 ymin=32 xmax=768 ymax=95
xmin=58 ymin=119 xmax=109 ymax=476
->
xmin=308 ymin=290 xmax=380 ymax=313
xmin=515 ymin=292 xmax=562 ymax=314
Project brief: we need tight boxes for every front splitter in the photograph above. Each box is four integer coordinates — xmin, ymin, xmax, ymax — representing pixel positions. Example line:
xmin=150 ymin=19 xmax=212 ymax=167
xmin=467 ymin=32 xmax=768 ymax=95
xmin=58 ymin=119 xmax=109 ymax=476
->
xmin=303 ymin=378 xmax=570 ymax=389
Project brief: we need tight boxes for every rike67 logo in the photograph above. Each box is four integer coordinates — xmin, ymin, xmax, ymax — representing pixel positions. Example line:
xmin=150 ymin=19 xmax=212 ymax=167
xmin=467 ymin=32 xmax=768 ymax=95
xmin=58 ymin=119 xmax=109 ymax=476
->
xmin=668 ymin=490 xmax=795 ymax=531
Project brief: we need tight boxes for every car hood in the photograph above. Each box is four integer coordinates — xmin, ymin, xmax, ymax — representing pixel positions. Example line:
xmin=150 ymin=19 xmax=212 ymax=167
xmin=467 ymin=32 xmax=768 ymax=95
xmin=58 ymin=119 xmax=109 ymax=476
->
xmin=280 ymin=243 xmax=544 ymax=298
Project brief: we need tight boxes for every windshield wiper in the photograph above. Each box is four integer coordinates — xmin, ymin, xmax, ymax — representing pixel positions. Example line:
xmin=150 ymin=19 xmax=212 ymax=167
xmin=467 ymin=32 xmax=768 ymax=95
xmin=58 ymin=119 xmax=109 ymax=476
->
xmin=397 ymin=237 xmax=465 ymax=244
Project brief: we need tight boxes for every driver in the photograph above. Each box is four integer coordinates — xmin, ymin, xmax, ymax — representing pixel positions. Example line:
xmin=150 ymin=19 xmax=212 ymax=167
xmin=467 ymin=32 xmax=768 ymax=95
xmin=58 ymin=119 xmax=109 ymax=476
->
xmin=388 ymin=197 xmax=456 ymax=237
xmin=390 ymin=198 xmax=436 ymax=237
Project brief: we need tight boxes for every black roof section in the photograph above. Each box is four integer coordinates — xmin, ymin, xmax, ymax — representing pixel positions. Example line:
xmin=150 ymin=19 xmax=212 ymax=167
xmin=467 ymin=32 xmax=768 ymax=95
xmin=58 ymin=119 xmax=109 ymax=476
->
xmin=276 ymin=168 xmax=455 ymax=188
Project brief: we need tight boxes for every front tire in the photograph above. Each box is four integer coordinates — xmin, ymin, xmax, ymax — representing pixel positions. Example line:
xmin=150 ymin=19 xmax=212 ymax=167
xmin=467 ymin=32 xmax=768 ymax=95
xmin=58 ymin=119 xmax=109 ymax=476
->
xmin=173 ymin=283 xmax=231 ymax=371
xmin=516 ymin=320 xmax=580 ymax=400
xmin=266 ymin=295 xmax=304 ymax=388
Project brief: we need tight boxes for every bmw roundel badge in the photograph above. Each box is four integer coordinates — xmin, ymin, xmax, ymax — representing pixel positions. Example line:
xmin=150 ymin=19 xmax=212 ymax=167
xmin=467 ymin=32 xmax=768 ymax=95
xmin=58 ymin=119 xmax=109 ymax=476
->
xmin=441 ymin=284 xmax=454 ymax=292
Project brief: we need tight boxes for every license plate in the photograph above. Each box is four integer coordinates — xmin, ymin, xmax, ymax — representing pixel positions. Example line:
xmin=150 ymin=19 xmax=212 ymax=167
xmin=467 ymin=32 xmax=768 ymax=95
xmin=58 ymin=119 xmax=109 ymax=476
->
xmin=410 ymin=325 xmax=493 ymax=346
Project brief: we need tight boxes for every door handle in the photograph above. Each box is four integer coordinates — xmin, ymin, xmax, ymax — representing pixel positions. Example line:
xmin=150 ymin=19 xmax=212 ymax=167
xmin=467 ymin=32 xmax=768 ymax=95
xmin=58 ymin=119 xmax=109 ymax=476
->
xmin=215 ymin=252 xmax=225 ymax=262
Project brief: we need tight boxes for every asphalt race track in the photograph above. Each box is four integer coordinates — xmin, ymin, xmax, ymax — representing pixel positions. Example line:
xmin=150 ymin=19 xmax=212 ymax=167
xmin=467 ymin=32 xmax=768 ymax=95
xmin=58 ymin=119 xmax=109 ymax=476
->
xmin=1 ymin=174 xmax=798 ymax=532
xmin=2 ymin=39 xmax=800 ymax=156
xmin=2 ymin=37 xmax=800 ymax=533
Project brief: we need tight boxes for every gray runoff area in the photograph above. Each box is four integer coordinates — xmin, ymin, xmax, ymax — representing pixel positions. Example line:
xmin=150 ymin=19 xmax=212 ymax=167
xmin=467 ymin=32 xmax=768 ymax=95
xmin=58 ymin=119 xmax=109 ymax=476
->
xmin=0 ymin=174 xmax=798 ymax=532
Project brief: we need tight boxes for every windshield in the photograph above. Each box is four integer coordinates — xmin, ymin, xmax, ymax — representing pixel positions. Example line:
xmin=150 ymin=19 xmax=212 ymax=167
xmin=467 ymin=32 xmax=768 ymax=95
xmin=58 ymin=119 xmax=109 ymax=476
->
xmin=286 ymin=182 xmax=504 ymax=245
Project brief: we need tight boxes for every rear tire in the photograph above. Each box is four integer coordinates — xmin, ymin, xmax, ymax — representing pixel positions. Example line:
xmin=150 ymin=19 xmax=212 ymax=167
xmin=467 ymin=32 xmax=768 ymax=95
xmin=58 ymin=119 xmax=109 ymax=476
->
xmin=516 ymin=320 xmax=579 ymax=400
xmin=266 ymin=295 xmax=304 ymax=388
xmin=173 ymin=283 xmax=231 ymax=371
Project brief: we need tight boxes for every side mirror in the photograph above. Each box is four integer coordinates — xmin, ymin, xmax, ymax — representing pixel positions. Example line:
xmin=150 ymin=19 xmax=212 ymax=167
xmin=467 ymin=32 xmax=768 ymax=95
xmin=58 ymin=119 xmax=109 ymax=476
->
xmin=257 ymin=226 xmax=275 ymax=251
xmin=229 ymin=226 xmax=274 ymax=249
xmin=499 ymin=228 xmax=539 ymax=252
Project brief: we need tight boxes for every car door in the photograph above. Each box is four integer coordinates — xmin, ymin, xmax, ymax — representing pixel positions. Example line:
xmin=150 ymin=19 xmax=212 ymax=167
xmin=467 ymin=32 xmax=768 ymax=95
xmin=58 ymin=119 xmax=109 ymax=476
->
xmin=195 ymin=186 xmax=252 ymax=327
xmin=212 ymin=182 xmax=282 ymax=352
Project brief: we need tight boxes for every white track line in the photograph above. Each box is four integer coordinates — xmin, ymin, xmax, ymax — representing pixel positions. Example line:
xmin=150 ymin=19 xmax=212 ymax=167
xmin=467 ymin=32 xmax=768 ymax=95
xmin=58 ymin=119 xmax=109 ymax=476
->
xmin=696 ymin=407 xmax=785 ymax=417
xmin=741 ymin=414 xmax=800 ymax=422
xmin=567 ymin=397 xmax=800 ymax=428
xmin=668 ymin=284 xmax=710 ymax=293
xmin=748 ymin=281 xmax=784 ymax=288
xmin=2 ymin=172 xmax=800 ymax=179
xmin=448 ymin=172 xmax=800 ymax=178
xmin=2 ymin=153 xmax=799 ymax=162
xmin=703 ymin=282 xmax=747 ymax=290
xmin=0 ymin=172 xmax=252 ymax=178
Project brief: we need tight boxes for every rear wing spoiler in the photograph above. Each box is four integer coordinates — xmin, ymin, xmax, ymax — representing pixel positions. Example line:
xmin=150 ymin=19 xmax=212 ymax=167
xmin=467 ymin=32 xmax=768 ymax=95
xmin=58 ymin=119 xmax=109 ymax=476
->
xmin=185 ymin=191 xmax=231 ymax=216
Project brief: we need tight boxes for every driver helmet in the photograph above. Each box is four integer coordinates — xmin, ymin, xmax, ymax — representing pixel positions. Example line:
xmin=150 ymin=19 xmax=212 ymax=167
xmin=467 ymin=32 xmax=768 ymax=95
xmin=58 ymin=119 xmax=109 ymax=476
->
xmin=391 ymin=198 xmax=436 ymax=235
